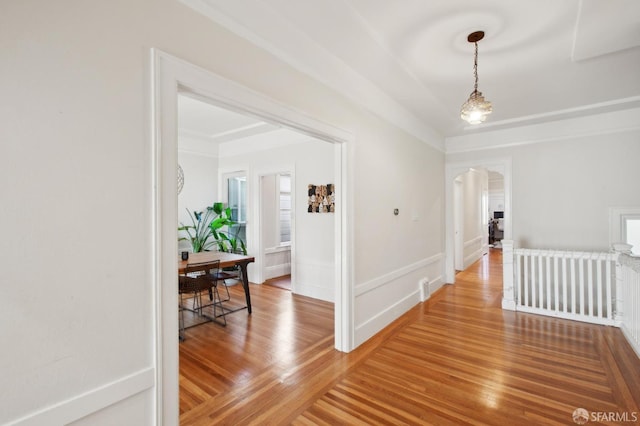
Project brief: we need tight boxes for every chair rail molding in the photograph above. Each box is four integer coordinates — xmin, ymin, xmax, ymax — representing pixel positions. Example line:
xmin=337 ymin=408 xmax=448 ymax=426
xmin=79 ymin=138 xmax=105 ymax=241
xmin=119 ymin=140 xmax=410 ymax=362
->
xmin=6 ymin=368 xmax=154 ymax=426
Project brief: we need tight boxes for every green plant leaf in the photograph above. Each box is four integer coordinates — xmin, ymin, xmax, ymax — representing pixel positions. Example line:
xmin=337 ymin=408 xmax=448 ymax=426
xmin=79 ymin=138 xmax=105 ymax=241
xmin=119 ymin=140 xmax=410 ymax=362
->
xmin=213 ymin=202 xmax=224 ymax=215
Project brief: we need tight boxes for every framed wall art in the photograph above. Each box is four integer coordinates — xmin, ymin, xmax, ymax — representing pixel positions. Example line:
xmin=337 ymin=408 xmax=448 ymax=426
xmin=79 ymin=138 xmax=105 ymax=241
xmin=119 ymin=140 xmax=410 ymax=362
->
xmin=308 ymin=184 xmax=334 ymax=213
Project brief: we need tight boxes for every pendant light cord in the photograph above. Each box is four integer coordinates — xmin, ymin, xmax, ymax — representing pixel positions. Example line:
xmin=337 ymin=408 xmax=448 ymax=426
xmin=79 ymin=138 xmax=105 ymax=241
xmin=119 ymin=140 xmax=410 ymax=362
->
xmin=473 ymin=42 xmax=479 ymax=94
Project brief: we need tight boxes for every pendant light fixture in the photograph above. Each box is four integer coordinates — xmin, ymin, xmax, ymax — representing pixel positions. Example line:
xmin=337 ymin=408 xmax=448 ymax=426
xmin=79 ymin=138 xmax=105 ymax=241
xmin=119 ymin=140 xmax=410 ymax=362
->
xmin=460 ymin=31 xmax=492 ymax=124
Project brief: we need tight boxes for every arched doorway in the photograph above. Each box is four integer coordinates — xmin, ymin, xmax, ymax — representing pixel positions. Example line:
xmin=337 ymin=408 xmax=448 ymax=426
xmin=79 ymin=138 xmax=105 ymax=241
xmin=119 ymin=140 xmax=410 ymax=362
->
xmin=445 ymin=158 xmax=512 ymax=283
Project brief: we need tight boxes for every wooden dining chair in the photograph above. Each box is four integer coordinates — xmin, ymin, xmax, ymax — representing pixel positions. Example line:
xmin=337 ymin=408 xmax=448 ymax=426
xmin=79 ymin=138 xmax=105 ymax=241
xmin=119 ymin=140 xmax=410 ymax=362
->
xmin=178 ymin=260 xmax=226 ymax=340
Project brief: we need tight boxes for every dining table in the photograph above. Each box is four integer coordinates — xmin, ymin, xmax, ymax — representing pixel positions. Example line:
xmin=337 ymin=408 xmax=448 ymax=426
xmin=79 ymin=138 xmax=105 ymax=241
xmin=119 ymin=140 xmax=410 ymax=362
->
xmin=179 ymin=251 xmax=255 ymax=314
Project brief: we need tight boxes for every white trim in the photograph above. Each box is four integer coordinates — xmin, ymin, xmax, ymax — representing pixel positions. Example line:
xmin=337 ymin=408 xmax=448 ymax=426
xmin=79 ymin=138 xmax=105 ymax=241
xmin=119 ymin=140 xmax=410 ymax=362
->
xmin=264 ymin=245 xmax=291 ymax=255
xmin=609 ymin=206 xmax=640 ymax=251
xmin=353 ymin=252 xmax=445 ymax=345
xmin=445 ymin=158 xmax=512 ymax=283
xmin=151 ymin=48 xmax=354 ymax=425
xmin=516 ymin=306 xmax=617 ymax=327
xmin=178 ymin=0 xmax=444 ymax=152
xmin=461 ymin=96 xmax=640 ymax=133
xmin=463 ymin=235 xmax=483 ymax=249
xmin=463 ymin=235 xmax=484 ymax=270
xmin=265 ymin=264 xmax=291 ymax=280
xmin=254 ymin=165 xmax=296 ymax=287
xmin=446 ymin=107 xmax=640 ymax=154
xmin=355 ymin=290 xmax=420 ymax=343
xmin=355 ymin=253 xmax=443 ymax=297
xmin=6 ymin=368 xmax=154 ymax=426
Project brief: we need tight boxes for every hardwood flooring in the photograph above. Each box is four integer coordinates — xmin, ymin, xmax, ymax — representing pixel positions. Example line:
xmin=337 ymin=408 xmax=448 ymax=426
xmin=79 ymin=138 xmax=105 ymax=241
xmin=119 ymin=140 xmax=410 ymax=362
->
xmin=179 ymin=250 xmax=640 ymax=425
xmin=264 ymin=274 xmax=292 ymax=291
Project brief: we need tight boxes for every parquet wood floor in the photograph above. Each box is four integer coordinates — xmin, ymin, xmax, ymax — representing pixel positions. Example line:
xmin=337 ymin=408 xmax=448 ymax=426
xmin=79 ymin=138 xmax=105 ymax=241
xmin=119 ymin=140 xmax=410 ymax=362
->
xmin=179 ymin=250 xmax=640 ymax=425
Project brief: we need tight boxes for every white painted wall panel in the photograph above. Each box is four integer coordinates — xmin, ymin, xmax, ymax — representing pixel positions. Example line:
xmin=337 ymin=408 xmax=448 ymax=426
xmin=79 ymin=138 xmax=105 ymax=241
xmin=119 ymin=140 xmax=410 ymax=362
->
xmin=447 ymin=125 xmax=640 ymax=251
xmin=220 ymin=137 xmax=335 ymax=297
xmin=177 ymin=149 xmax=219 ymax=252
xmin=1 ymin=1 xmax=445 ymax=423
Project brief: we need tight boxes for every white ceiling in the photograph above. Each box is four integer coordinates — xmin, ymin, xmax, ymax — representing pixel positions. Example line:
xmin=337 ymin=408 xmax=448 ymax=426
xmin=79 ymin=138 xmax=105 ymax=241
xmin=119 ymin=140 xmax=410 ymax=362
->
xmin=179 ymin=0 xmax=640 ymax=144
xmin=178 ymin=94 xmax=278 ymax=144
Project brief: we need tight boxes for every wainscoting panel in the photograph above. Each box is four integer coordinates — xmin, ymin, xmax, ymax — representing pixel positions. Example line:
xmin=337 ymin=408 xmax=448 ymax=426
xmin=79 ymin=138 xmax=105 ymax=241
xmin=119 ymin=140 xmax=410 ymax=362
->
xmin=463 ymin=236 xmax=484 ymax=269
xmin=7 ymin=367 xmax=155 ymax=426
xmin=354 ymin=253 xmax=444 ymax=347
xmin=264 ymin=247 xmax=291 ymax=280
xmin=295 ymin=260 xmax=335 ymax=302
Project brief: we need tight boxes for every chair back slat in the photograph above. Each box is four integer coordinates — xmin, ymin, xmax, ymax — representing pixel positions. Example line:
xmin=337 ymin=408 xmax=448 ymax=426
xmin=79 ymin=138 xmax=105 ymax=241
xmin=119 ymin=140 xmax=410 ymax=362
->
xmin=179 ymin=260 xmax=220 ymax=293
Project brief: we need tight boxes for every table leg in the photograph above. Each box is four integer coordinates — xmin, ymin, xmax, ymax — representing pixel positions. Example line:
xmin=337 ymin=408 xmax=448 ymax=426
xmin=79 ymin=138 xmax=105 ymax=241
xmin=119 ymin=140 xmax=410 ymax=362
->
xmin=238 ymin=261 xmax=252 ymax=314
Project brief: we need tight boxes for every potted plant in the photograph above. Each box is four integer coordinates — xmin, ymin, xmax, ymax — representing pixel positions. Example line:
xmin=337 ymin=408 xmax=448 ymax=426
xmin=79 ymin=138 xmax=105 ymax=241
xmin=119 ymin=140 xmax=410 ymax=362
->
xmin=209 ymin=202 xmax=247 ymax=254
xmin=178 ymin=202 xmax=247 ymax=254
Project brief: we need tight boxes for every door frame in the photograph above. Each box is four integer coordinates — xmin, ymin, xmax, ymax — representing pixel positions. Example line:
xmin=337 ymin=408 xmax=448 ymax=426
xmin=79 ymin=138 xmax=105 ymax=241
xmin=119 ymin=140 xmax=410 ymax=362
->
xmin=150 ymin=49 xmax=354 ymax=424
xmin=256 ymin=166 xmax=296 ymax=289
xmin=445 ymin=157 xmax=512 ymax=283
xmin=453 ymin=177 xmax=464 ymax=271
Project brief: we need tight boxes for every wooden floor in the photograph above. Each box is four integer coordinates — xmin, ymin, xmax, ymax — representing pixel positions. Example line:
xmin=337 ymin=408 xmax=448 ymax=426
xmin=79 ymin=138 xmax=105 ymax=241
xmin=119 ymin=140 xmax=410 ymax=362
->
xmin=179 ymin=250 xmax=640 ymax=425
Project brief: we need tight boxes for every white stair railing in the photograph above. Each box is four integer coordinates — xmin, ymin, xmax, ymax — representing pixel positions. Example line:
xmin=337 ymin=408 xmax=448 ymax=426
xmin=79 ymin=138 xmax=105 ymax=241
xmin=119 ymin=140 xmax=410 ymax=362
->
xmin=502 ymin=241 xmax=617 ymax=325
xmin=617 ymin=252 xmax=640 ymax=357
xmin=503 ymin=240 xmax=640 ymax=356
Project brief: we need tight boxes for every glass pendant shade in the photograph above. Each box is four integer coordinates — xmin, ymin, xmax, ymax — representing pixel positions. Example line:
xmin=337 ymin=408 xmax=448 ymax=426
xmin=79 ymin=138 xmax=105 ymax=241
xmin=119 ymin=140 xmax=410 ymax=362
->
xmin=460 ymin=90 xmax=492 ymax=124
xmin=461 ymin=31 xmax=492 ymax=125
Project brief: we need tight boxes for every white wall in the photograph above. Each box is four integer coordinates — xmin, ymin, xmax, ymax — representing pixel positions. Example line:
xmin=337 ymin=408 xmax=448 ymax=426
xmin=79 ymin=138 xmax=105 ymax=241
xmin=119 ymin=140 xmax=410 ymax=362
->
xmin=260 ymin=174 xmax=279 ymax=249
xmin=352 ymin=117 xmax=445 ymax=345
xmin=219 ymin=133 xmax=336 ymax=301
xmin=459 ymin=169 xmax=487 ymax=268
xmin=488 ymin=174 xmax=505 ymax=219
xmin=177 ymin=144 xmax=219 ymax=251
xmin=447 ymin=117 xmax=640 ymax=252
xmin=1 ymin=0 xmax=444 ymax=423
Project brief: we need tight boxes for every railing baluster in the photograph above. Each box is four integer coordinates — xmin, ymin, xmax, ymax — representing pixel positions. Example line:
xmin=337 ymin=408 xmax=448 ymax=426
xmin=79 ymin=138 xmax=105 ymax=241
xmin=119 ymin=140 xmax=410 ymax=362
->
xmin=596 ymin=255 xmax=602 ymax=318
xmin=509 ymin=247 xmax=623 ymax=329
xmin=579 ymin=255 xmax=585 ymax=315
xmin=571 ymin=257 xmax=577 ymax=314
xmin=553 ymin=255 xmax=559 ymax=313
xmin=585 ymin=257 xmax=594 ymax=316
xmin=524 ymin=253 xmax=529 ymax=307
xmin=606 ymin=256 xmax=612 ymax=321
xmin=562 ymin=256 xmax=568 ymax=314
xmin=546 ymin=255 xmax=552 ymax=311
xmin=531 ymin=253 xmax=537 ymax=308
xmin=538 ymin=253 xmax=544 ymax=309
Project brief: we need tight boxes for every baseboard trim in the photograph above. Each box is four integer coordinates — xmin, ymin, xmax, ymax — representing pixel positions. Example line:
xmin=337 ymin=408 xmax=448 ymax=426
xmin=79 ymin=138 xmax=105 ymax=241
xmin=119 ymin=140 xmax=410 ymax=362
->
xmin=355 ymin=289 xmax=421 ymax=346
xmin=6 ymin=367 xmax=155 ymax=426
xmin=264 ymin=264 xmax=291 ymax=280
xmin=355 ymin=253 xmax=443 ymax=297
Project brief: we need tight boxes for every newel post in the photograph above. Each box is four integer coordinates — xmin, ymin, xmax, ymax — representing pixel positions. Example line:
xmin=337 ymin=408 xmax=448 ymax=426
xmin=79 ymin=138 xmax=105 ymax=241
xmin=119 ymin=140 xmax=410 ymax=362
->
xmin=502 ymin=240 xmax=516 ymax=310
xmin=611 ymin=244 xmax=631 ymax=324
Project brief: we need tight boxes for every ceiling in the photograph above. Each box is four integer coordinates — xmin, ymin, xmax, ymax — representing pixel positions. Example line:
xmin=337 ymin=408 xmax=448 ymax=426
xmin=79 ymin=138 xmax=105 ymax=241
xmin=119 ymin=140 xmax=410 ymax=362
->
xmin=179 ymin=0 xmax=640 ymax=144
xmin=178 ymin=94 xmax=278 ymax=144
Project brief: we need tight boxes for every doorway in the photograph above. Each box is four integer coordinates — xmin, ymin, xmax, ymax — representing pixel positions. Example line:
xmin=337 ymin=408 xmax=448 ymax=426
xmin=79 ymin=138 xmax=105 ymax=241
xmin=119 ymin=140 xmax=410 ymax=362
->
xmin=152 ymin=49 xmax=354 ymax=423
xmin=260 ymin=172 xmax=293 ymax=291
xmin=445 ymin=158 xmax=512 ymax=283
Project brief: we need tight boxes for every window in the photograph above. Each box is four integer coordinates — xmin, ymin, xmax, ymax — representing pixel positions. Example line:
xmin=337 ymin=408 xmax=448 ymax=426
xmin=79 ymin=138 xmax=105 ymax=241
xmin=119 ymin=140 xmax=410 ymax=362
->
xmin=624 ymin=217 xmax=640 ymax=255
xmin=224 ymin=173 xmax=247 ymax=249
xmin=610 ymin=208 xmax=640 ymax=255
xmin=278 ymin=174 xmax=291 ymax=245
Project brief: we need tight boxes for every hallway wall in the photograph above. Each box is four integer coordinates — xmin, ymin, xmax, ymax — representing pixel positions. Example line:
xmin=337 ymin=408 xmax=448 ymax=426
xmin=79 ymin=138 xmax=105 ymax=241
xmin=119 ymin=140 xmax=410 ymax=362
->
xmin=447 ymin=114 xmax=640 ymax=251
xmin=1 ymin=1 xmax=445 ymax=423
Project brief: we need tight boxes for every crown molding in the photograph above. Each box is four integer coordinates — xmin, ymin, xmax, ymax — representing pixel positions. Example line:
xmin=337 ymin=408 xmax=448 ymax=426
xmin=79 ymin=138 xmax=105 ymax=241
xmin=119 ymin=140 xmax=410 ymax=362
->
xmin=178 ymin=0 xmax=445 ymax=152
xmin=446 ymin=106 xmax=640 ymax=154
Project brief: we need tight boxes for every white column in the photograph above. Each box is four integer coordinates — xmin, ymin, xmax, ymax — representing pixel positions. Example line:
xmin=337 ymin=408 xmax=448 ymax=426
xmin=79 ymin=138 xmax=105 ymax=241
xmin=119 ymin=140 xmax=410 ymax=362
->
xmin=502 ymin=239 xmax=516 ymax=310
xmin=612 ymin=246 xmax=626 ymax=325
